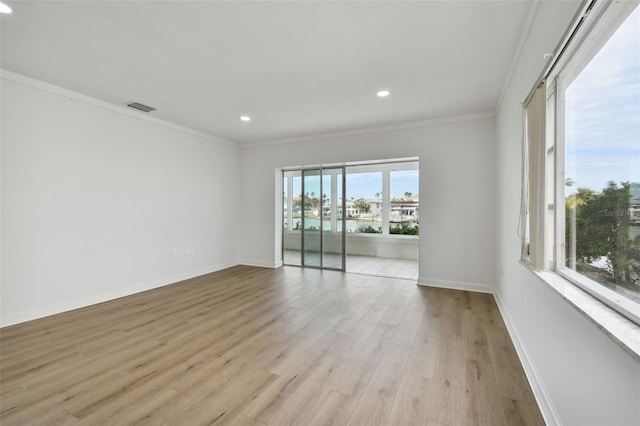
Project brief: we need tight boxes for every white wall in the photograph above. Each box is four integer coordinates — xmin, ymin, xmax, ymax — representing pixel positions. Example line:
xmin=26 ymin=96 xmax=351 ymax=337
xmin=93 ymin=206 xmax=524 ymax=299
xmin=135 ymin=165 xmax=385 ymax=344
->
xmin=495 ymin=2 xmax=640 ymax=425
xmin=238 ymin=117 xmax=496 ymax=292
xmin=1 ymin=74 xmax=239 ymax=326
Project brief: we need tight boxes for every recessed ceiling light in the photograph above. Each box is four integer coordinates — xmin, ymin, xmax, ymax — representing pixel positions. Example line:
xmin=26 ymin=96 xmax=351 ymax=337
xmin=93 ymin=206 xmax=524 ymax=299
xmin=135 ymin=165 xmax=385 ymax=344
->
xmin=376 ymin=90 xmax=391 ymax=98
xmin=0 ymin=2 xmax=12 ymax=14
xmin=240 ymin=115 xmax=251 ymax=122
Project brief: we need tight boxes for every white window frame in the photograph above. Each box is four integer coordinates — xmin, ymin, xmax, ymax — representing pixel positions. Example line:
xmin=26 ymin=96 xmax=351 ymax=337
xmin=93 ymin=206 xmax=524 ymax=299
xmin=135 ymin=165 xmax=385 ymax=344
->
xmin=542 ymin=0 xmax=640 ymax=325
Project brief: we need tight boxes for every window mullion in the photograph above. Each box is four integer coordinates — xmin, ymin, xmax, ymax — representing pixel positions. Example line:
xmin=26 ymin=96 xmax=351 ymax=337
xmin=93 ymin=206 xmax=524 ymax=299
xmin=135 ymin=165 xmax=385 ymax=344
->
xmin=382 ymin=170 xmax=390 ymax=235
xmin=554 ymin=76 xmax=568 ymax=272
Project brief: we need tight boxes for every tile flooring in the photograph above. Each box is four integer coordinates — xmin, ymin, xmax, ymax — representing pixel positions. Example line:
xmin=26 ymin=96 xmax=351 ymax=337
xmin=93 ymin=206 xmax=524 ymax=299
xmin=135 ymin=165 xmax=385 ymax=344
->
xmin=347 ymin=254 xmax=419 ymax=280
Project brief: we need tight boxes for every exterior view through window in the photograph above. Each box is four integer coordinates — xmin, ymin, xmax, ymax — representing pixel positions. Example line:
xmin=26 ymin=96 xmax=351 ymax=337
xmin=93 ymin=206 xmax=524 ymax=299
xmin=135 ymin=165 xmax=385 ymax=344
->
xmin=389 ymin=170 xmax=419 ymax=235
xmin=344 ymin=171 xmax=383 ymax=233
xmin=282 ymin=160 xmax=419 ymax=278
xmin=563 ymin=6 xmax=640 ymax=306
xmin=345 ymin=167 xmax=419 ymax=234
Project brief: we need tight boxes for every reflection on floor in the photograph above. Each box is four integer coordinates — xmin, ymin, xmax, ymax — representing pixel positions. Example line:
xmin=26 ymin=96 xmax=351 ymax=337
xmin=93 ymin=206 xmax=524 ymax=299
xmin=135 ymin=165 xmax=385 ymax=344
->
xmin=283 ymin=250 xmax=418 ymax=280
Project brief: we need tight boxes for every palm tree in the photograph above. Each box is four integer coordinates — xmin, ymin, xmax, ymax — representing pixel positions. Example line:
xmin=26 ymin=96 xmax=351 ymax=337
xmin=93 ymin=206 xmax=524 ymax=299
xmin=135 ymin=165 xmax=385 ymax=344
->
xmin=310 ymin=192 xmax=317 ymax=210
xmin=374 ymin=192 xmax=382 ymax=222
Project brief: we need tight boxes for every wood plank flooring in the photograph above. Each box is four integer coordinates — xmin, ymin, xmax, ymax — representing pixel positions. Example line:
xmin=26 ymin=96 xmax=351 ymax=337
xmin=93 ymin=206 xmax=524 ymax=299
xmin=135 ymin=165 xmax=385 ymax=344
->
xmin=0 ymin=265 xmax=544 ymax=425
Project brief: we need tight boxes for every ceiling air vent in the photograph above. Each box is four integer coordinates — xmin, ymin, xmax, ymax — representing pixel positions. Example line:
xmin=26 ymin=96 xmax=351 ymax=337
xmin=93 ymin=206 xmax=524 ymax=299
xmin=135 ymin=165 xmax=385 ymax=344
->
xmin=126 ymin=102 xmax=156 ymax=113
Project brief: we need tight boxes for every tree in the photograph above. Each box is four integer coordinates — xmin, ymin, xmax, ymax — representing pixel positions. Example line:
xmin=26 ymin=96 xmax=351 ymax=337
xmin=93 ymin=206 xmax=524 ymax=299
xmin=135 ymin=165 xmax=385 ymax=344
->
xmin=567 ymin=187 xmax=603 ymax=264
xmin=310 ymin=192 xmax=318 ymax=209
xmin=353 ymin=198 xmax=371 ymax=215
xmin=404 ymin=192 xmax=413 ymax=200
xmin=596 ymin=182 xmax=635 ymax=284
xmin=566 ymin=187 xmax=599 ymax=270
xmin=321 ymin=193 xmax=330 ymax=215
xmin=301 ymin=191 xmax=320 ymax=210
xmin=568 ymin=181 xmax=639 ymax=287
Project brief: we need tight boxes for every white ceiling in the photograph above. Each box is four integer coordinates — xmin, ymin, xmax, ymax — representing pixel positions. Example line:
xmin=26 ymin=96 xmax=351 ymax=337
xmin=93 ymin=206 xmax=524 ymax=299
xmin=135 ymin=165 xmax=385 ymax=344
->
xmin=1 ymin=1 xmax=534 ymax=146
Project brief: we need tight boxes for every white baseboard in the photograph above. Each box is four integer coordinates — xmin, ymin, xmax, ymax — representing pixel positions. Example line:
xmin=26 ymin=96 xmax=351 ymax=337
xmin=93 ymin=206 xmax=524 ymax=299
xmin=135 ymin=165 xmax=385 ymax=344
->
xmin=0 ymin=261 xmax=237 ymax=327
xmin=238 ymin=259 xmax=283 ymax=268
xmin=417 ymin=277 xmax=559 ymax=424
xmin=493 ymin=293 xmax=561 ymax=426
xmin=417 ymin=277 xmax=494 ymax=294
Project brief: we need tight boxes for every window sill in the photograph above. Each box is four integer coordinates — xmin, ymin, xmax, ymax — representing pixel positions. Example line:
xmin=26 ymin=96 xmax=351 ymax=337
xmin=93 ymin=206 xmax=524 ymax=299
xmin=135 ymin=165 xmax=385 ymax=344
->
xmin=346 ymin=233 xmax=418 ymax=240
xmin=521 ymin=261 xmax=640 ymax=362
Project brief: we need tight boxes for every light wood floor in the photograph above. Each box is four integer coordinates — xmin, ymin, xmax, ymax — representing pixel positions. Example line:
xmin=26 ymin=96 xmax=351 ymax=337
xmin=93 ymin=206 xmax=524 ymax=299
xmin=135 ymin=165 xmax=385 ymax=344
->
xmin=0 ymin=266 xmax=544 ymax=425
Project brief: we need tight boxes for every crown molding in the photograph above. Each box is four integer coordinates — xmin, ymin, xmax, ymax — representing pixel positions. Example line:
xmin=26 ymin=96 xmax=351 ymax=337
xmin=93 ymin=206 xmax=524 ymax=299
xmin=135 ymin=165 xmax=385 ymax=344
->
xmin=495 ymin=0 xmax=541 ymax=113
xmin=241 ymin=110 xmax=497 ymax=149
xmin=0 ymin=69 xmax=238 ymax=147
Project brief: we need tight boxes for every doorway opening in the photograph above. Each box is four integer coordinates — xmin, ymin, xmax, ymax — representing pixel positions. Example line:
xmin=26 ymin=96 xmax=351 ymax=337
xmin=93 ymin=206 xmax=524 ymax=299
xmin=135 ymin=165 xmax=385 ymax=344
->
xmin=281 ymin=159 xmax=419 ymax=279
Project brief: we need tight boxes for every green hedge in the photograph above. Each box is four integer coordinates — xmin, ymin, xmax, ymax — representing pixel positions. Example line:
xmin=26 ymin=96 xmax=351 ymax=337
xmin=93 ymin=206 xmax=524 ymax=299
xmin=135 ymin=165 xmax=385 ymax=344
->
xmin=390 ymin=224 xmax=419 ymax=235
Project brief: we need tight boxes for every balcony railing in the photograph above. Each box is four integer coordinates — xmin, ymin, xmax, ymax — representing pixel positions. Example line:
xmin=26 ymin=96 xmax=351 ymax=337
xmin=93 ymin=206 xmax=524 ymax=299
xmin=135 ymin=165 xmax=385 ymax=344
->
xmin=283 ymin=230 xmax=418 ymax=260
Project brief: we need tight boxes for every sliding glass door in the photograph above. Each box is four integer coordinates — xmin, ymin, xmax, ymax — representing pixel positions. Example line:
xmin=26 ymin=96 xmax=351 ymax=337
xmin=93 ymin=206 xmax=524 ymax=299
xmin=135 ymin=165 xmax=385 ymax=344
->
xmin=302 ymin=169 xmax=322 ymax=268
xmin=321 ymin=168 xmax=344 ymax=269
xmin=283 ymin=167 xmax=345 ymax=270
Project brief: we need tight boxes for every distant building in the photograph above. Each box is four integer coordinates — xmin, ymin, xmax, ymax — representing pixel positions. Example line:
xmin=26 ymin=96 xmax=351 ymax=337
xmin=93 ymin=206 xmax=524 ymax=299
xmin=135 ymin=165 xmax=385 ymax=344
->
xmin=390 ymin=197 xmax=419 ymax=222
xmin=630 ymin=184 xmax=640 ymax=225
xmin=335 ymin=197 xmax=420 ymax=221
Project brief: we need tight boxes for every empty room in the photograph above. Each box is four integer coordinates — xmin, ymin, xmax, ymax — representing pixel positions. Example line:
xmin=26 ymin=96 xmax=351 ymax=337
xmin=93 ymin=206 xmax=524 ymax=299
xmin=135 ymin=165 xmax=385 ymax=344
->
xmin=1 ymin=1 xmax=639 ymax=425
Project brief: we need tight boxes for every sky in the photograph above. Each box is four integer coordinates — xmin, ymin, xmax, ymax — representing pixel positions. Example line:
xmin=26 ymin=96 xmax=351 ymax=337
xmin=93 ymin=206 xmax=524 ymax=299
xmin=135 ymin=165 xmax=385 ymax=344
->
xmin=288 ymin=169 xmax=419 ymax=201
xmin=564 ymin=5 xmax=640 ymax=195
xmin=347 ymin=170 xmax=419 ymax=200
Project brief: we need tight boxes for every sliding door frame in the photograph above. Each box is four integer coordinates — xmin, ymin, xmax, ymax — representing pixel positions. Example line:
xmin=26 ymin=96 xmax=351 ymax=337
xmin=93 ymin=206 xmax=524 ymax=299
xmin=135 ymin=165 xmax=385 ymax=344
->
xmin=282 ymin=167 xmax=346 ymax=271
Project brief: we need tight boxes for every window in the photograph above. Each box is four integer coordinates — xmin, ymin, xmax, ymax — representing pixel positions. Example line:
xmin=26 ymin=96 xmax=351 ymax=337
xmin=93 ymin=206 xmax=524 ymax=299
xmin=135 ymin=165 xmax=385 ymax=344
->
xmin=345 ymin=170 xmax=383 ymax=233
xmin=524 ymin=1 xmax=640 ymax=324
xmin=562 ymin=4 xmax=640 ymax=307
xmin=345 ymin=162 xmax=419 ymax=235
xmin=389 ymin=170 xmax=419 ymax=235
xmin=282 ymin=161 xmax=418 ymax=271
xmin=283 ymin=171 xmax=302 ymax=231
xmin=284 ymin=162 xmax=419 ymax=238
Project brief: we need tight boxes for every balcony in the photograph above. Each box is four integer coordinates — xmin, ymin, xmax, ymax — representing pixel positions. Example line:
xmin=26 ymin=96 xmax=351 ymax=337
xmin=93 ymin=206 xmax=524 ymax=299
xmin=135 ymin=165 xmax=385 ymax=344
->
xmin=283 ymin=230 xmax=418 ymax=279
